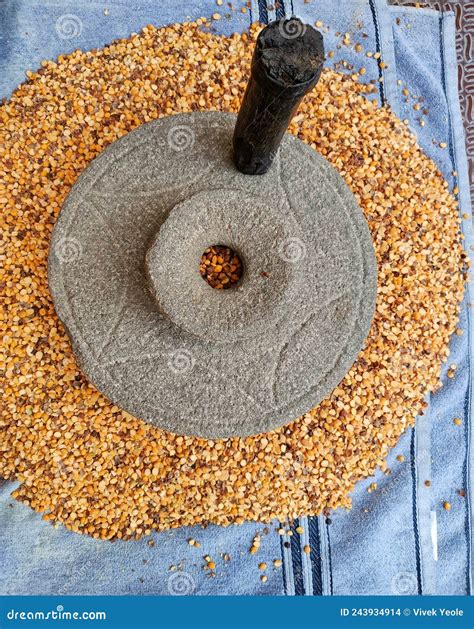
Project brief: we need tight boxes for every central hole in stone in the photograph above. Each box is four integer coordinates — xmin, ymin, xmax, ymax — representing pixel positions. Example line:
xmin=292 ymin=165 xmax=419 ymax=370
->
xmin=199 ymin=245 xmax=243 ymax=290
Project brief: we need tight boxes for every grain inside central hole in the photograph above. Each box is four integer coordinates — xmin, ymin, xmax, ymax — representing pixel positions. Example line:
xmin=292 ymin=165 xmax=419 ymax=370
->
xmin=199 ymin=245 xmax=243 ymax=289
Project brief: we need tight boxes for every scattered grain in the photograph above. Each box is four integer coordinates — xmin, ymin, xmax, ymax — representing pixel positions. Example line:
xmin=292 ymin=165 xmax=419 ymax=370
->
xmin=0 ymin=21 xmax=465 ymax=539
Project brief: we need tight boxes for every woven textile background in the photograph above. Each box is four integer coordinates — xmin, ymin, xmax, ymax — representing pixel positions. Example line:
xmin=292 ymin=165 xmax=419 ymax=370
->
xmin=389 ymin=1 xmax=474 ymax=202
xmin=0 ymin=0 xmax=472 ymax=596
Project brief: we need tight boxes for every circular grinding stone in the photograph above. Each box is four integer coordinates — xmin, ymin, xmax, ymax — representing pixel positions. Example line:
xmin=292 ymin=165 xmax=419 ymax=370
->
xmin=48 ymin=112 xmax=377 ymax=439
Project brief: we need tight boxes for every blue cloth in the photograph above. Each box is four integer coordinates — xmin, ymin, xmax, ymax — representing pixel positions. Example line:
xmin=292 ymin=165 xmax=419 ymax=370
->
xmin=0 ymin=0 xmax=472 ymax=595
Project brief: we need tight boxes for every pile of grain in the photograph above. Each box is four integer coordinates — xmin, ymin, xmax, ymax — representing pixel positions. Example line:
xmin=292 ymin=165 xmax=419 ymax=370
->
xmin=0 ymin=21 xmax=467 ymax=539
xmin=199 ymin=246 xmax=243 ymax=289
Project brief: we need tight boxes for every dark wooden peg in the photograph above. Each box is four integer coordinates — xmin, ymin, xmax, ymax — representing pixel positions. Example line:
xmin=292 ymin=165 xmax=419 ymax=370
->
xmin=233 ymin=18 xmax=324 ymax=175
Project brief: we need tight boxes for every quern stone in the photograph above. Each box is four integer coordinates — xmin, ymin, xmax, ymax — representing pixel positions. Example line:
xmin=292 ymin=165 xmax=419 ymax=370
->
xmin=48 ymin=111 xmax=377 ymax=438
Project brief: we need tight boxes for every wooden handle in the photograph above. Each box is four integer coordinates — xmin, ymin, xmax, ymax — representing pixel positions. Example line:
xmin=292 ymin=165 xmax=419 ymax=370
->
xmin=233 ymin=18 xmax=324 ymax=175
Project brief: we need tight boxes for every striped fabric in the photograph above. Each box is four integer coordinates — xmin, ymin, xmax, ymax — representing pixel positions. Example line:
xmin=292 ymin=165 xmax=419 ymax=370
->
xmin=0 ymin=0 xmax=472 ymax=595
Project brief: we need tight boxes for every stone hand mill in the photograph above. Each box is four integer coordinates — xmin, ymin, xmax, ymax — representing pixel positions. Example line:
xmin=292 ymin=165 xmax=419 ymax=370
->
xmin=49 ymin=18 xmax=377 ymax=439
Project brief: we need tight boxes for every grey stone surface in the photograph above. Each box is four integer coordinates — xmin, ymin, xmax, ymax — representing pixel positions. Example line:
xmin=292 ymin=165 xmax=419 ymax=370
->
xmin=48 ymin=112 xmax=377 ymax=439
